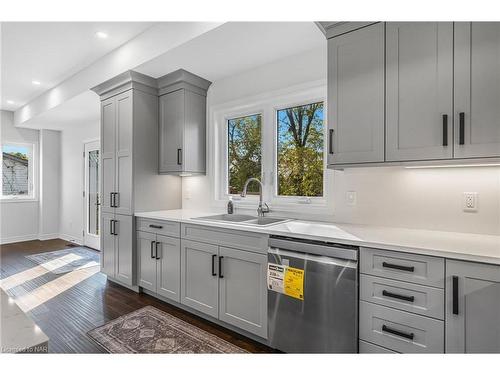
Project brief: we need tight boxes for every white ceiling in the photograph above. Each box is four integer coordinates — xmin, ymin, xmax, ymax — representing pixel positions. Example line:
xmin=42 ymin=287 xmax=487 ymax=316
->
xmin=20 ymin=90 xmax=100 ymax=130
xmin=1 ymin=22 xmax=153 ymax=110
xmin=136 ymin=22 xmax=325 ymax=81
xmin=15 ymin=22 xmax=326 ymax=131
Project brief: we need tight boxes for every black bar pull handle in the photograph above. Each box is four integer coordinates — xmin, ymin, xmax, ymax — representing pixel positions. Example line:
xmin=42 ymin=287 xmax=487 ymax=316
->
xmin=382 ymin=325 xmax=414 ymax=340
xmin=459 ymin=112 xmax=465 ymax=145
xmin=328 ymin=129 xmax=334 ymax=154
xmin=211 ymin=254 xmax=217 ymax=276
xmin=114 ymin=192 xmax=119 ymax=208
xmin=177 ymin=148 xmax=182 ymax=165
xmin=382 ymin=261 xmax=415 ymax=273
xmin=110 ymin=219 xmax=114 ymax=235
xmin=155 ymin=242 xmax=161 ymax=260
xmin=149 ymin=224 xmax=163 ymax=229
xmin=219 ymin=256 xmax=224 ymax=278
xmin=151 ymin=241 xmax=155 ymax=259
xmin=113 ymin=220 xmax=118 ymax=236
xmin=382 ymin=290 xmax=415 ymax=303
xmin=110 ymin=192 xmax=115 ymax=208
xmin=442 ymin=114 xmax=448 ymax=146
xmin=452 ymin=275 xmax=459 ymax=315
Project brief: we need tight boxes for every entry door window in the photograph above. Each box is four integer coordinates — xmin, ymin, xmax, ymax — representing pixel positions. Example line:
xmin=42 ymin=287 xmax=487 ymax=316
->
xmin=88 ymin=149 xmax=99 ymax=236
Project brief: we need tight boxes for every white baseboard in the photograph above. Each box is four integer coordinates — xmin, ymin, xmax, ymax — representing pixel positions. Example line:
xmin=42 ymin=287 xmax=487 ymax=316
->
xmin=0 ymin=234 xmax=39 ymax=245
xmin=38 ymin=233 xmax=60 ymax=241
xmin=58 ymin=233 xmax=83 ymax=246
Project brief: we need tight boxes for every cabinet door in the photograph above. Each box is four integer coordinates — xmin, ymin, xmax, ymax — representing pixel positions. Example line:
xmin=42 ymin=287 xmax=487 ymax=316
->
xmin=100 ymin=97 xmax=116 ymax=213
xmin=386 ymin=22 xmax=453 ymax=161
xmin=454 ymin=22 xmax=500 ymax=158
xmin=327 ymin=22 xmax=385 ymax=164
xmin=156 ymin=234 xmax=181 ymax=302
xmin=446 ymin=260 xmax=500 ymax=353
xmin=137 ymin=230 xmax=157 ymax=292
xmin=218 ymin=247 xmax=268 ymax=338
xmin=114 ymin=214 xmax=134 ymax=286
xmin=159 ymin=90 xmax=184 ymax=174
xmin=100 ymin=212 xmax=115 ymax=278
xmin=115 ymin=91 xmax=133 ymax=215
xmin=180 ymin=239 xmax=219 ymax=318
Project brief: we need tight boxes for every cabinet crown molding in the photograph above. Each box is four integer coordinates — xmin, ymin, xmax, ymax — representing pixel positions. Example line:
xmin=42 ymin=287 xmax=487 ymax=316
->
xmin=157 ymin=69 xmax=212 ymax=96
xmin=91 ymin=70 xmax=158 ymax=98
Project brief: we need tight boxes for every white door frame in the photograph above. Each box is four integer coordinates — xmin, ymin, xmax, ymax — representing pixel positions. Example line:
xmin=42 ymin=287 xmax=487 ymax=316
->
xmin=83 ymin=139 xmax=100 ymax=250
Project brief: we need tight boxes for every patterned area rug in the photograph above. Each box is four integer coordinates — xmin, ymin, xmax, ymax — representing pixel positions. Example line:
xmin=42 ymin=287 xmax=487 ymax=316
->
xmin=87 ymin=306 xmax=249 ymax=353
xmin=25 ymin=247 xmax=100 ymax=274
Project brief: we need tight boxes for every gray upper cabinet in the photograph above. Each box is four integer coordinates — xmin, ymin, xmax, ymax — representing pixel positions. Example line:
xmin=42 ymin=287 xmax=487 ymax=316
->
xmin=218 ymin=247 xmax=268 ymax=338
xmin=327 ymin=22 xmax=385 ymax=165
xmin=386 ymin=22 xmax=454 ymax=162
xmin=454 ymin=22 xmax=500 ymax=158
xmin=101 ymin=98 xmax=116 ymax=214
xmin=99 ymin=90 xmax=133 ymax=215
xmin=158 ymin=69 xmax=211 ymax=175
xmin=180 ymin=239 xmax=219 ymax=318
xmin=445 ymin=260 xmax=500 ymax=353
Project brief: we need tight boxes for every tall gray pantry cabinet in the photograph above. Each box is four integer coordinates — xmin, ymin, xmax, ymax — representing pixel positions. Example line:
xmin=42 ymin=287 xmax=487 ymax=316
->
xmin=92 ymin=71 xmax=181 ymax=288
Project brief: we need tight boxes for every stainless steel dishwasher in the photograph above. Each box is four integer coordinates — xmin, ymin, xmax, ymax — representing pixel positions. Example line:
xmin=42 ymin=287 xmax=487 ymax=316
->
xmin=267 ymin=236 xmax=358 ymax=353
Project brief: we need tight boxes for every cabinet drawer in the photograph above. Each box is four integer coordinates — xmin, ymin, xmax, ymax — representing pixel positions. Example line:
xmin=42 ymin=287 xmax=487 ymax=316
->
xmin=360 ymin=301 xmax=444 ymax=353
xmin=360 ymin=247 xmax=444 ymax=288
xmin=360 ymin=275 xmax=444 ymax=320
xmin=181 ymin=223 xmax=268 ymax=254
xmin=359 ymin=340 xmax=398 ymax=354
xmin=136 ymin=218 xmax=180 ymax=237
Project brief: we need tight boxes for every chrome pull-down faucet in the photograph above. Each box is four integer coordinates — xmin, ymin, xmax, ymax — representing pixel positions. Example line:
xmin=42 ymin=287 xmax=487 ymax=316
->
xmin=240 ymin=178 xmax=270 ymax=217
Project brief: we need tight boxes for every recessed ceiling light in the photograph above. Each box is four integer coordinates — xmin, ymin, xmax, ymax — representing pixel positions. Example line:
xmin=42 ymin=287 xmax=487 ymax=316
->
xmin=95 ymin=31 xmax=108 ymax=39
xmin=32 ymin=80 xmax=41 ymax=85
xmin=7 ymin=100 xmax=15 ymax=104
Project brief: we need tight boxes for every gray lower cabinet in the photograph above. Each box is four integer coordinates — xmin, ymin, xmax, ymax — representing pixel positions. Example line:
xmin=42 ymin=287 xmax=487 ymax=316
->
xmin=445 ymin=260 xmax=500 ymax=353
xmin=218 ymin=247 xmax=267 ymax=338
xmin=180 ymin=239 xmax=219 ymax=318
xmin=454 ymin=22 xmax=500 ymax=158
xmin=327 ymin=22 xmax=385 ymax=165
xmin=101 ymin=212 xmax=116 ymax=278
xmin=137 ymin=231 xmax=157 ymax=291
xmin=101 ymin=213 xmax=133 ymax=286
xmin=386 ymin=22 xmax=454 ymax=162
xmin=359 ymin=301 xmax=444 ymax=353
xmin=359 ymin=340 xmax=398 ymax=354
xmin=137 ymin=230 xmax=181 ymax=303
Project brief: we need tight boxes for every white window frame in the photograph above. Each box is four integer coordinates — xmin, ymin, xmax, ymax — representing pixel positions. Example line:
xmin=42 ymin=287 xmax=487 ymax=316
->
xmin=210 ymin=80 xmax=332 ymax=214
xmin=1 ymin=141 xmax=37 ymax=201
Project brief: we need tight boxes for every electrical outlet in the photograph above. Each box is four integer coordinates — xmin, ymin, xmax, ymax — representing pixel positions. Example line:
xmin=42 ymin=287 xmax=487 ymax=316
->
xmin=346 ymin=191 xmax=357 ymax=206
xmin=463 ymin=192 xmax=478 ymax=212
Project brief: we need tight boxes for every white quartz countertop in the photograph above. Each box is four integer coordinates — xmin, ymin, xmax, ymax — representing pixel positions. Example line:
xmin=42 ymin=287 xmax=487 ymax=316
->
xmin=1 ymin=289 xmax=49 ymax=353
xmin=135 ymin=209 xmax=500 ymax=265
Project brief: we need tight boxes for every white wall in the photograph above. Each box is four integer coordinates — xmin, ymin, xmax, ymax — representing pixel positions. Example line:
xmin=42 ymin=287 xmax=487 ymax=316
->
xmin=182 ymin=48 xmax=500 ymax=236
xmin=39 ymin=129 xmax=61 ymax=239
xmin=0 ymin=110 xmax=40 ymax=243
xmin=59 ymin=122 xmax=99 ymax=243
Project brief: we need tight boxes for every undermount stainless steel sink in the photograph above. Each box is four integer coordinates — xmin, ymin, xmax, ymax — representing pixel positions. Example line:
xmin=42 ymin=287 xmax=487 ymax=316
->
xmin=193 ymin=214 xmax=291 ymax=227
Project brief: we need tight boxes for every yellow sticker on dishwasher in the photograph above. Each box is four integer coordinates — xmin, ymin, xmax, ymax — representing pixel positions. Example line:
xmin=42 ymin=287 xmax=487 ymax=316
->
xmin=284 ymin=266 xmax=304 ymax=300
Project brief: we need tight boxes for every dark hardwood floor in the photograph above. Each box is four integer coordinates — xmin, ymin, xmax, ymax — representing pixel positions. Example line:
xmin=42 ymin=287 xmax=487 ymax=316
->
xmin=0 ymin=239 xmax=274 ymax=353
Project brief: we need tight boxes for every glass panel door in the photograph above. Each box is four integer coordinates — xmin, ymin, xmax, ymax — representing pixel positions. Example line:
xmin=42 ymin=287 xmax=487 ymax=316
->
xmin=84 ymin=140 xmax=100 ymax=250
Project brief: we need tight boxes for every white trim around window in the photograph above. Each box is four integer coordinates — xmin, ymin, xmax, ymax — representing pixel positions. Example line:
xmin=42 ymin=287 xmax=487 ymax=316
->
xmin=1 ymin=141 xmax=37 ymax=201
xmin=209 ymin=80 xmax=333 ymax=214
